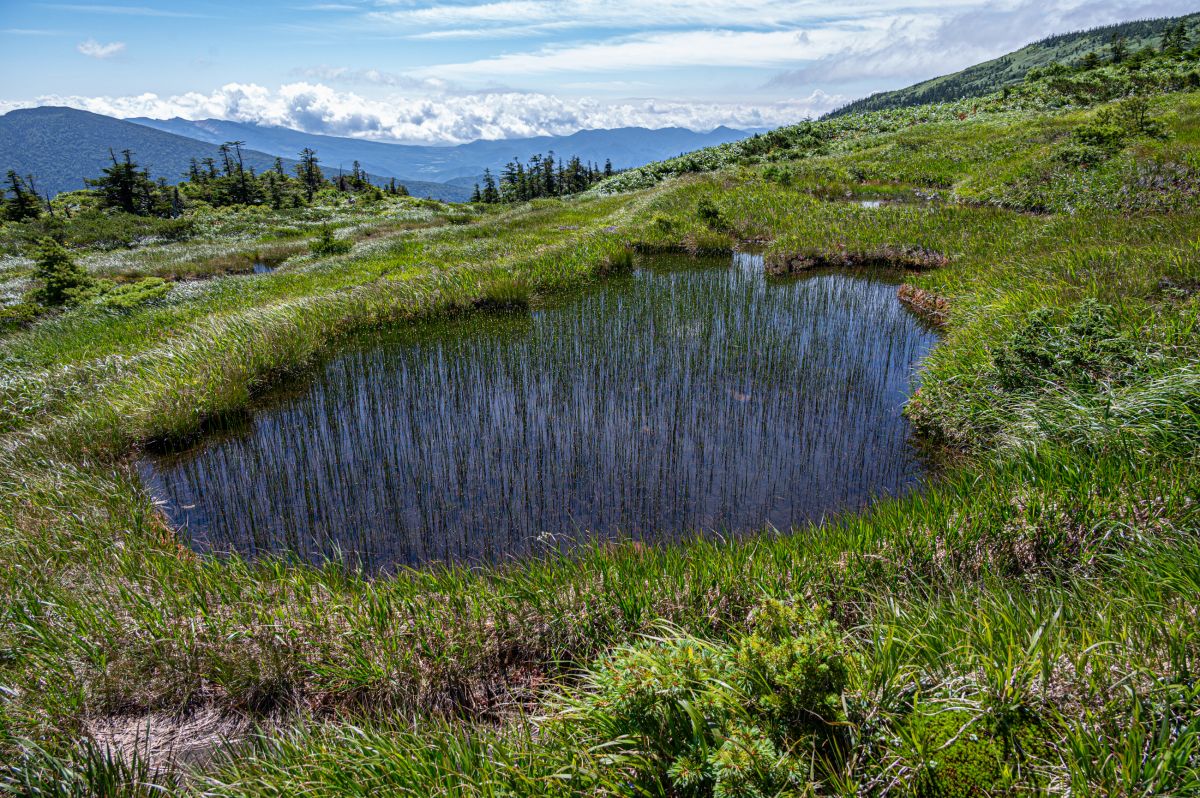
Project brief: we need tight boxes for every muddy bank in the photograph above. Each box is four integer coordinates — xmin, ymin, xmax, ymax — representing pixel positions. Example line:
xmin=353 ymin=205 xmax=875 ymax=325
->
xmin=765 ymin=245 xmax=949 ymax=276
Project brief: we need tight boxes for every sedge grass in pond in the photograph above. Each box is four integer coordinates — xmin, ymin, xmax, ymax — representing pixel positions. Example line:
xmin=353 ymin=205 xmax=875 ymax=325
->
xmin=140 ymin=253 xmax=939 ymax=569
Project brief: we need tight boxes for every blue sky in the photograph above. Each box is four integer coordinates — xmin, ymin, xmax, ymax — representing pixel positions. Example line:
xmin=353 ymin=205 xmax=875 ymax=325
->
xmin=0 ymin=1 xmax=1193 ymax=143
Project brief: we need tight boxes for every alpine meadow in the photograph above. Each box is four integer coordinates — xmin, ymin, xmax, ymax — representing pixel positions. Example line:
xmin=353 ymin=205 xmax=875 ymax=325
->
xmin=1 ymin=7 xmax=1199 ymax=798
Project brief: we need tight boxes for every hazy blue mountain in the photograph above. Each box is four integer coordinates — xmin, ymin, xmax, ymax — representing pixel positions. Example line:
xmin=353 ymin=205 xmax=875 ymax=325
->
xmin=128 ymin=117 xmax=759 ymax=184
xmin=0 ymin=106 xmax=470 ymax=201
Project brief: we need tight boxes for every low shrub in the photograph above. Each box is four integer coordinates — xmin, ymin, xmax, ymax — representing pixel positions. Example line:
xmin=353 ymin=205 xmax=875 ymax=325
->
xmin=0 ymin=301 xmax=41 ymax=330
xmin=696 ymin=198 xmax=725 ymax=229
xmin=990 ymin=300 xmax=1138 ymax=394
xmin=95 ymin=277 xmax=171 ymax=310
xmin=553 ymin=601 xmax=848 ymax=797
xmin=30 ymin=238 xmax=94 ymax=306
xmin=309 ymin=227 xmax=353 ymax=256
xmin=899 ymin=710 xmax=1007 ymax=798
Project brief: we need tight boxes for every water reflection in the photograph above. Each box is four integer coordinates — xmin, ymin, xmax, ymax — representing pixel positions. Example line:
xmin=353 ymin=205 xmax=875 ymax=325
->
xmin=141 ymin=253 xmax=939 ymax=570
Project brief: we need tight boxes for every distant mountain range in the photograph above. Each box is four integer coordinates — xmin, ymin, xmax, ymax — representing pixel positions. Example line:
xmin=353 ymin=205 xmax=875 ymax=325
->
xmin=128 ymin=117 xmax=759 ymax=184
xmin=828 ymin=13 xmax=1200 ymax=117
xmin=0 ymin=106 xmax=466 ymax=201
xmin=0 ymin=105 xmax=761 ymax=201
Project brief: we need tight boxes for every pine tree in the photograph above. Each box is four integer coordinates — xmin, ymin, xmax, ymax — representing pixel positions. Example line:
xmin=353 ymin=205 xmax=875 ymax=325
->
xmin=295 ymin=148 xmax=324 ymax=202
xmin=3 ymin=170 xmax=42 ymax=222
xmin=87 ymin=149 xmax=159 ymax=215
xmin=481 ymin=169 xmax=499 ymax=203
xmin=541 ymin=151 xmax=556 ymax=196
xmin=31 ymin=238 xmax=94 ymax=306
xmin=348 ymin=160 xmax=368 ymax=191
xmin=1162 ymin=22 xmax=1188 ymax=55
xmin=1109 ymin=34 xmax=1127 ymax=64
xmin=470 ymin=184 xmax=482 ymax=203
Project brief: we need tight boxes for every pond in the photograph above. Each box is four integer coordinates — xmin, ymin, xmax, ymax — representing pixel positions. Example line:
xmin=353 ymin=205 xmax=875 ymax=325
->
xmin=140 ymin=253 xmax=939 ymax=571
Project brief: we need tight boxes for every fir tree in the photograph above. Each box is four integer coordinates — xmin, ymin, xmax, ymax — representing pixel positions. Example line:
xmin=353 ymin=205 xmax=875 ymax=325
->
xmin=481 ymin=169 xmax=500 ymax=203
xmin=3 ymin=170 xmax=42 ymax=222
xmin=295 ymin=148 xmax=324 ymax=202
xmin=87 ymin=149 xmax=159 ymax=216
xmin=1109 ymin=33 xmax=1128 ymax=64
xmin=31 ymin=238 xmax=94 ymax=306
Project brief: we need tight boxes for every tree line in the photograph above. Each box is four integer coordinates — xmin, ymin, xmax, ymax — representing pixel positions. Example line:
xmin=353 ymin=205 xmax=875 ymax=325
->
xmin=471 ymin=152 xmax=614 ymax=203
xmin=0 ymin=144 xmax=409 ymax=221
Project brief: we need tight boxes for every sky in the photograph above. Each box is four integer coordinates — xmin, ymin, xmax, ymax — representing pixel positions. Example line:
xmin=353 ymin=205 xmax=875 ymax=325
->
xmin=0 ymin=1 xmax=1194 ymax=144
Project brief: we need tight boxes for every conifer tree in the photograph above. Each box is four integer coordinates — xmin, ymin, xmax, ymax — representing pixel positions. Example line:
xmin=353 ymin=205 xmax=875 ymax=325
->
xmin=31 ymin=238 xmax=94 ymax=306
xmin=87 ymin=149 xmax=159 ymax=215
xmin=481 ymin=169 xmax=500 ymax=203
xmin=1109 ymin=34 xmax=1127 ymax=64
xmin=295 ymin=148 xmax=324 ymax=202
xmin=3 ymin=170 xmax=42 ymax=222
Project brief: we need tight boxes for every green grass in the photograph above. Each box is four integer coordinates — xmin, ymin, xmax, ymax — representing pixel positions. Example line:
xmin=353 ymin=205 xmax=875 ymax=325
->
xmin=0 ymin=87 xmax=1198 ymax=796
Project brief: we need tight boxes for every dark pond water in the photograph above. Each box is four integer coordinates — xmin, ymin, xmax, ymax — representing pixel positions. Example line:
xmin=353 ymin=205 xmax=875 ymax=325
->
xmin=141 ymin=253 xmax=939 ymax=570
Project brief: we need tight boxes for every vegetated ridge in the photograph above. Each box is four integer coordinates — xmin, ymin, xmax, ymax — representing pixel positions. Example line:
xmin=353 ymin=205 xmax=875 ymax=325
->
xmin=828 ymin=12 xmax=1200 ymax=116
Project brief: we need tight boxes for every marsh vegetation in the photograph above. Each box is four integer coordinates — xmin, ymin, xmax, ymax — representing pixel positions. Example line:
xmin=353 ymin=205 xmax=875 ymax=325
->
xmin=1 ymin=42 xmax=1199 ymax=797
xmin=142 ymin=254 xmax=936 ymax=569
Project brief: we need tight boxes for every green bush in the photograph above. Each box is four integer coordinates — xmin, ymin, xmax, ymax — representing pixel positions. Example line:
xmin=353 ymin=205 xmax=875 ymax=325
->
xmin=96 ymin=277 xmax=171 ymax=310
xmin=696 ymin=198 xmax=725 ymax=229
xmin=30 ymin=238 xmax=95 ymax=307
xmin=555 ymin=601 xmax=848 ymax=797
xmin=733 ymin=601 xmax=849 ymax=737
xmin=991 ymin=300 xmax=1137 ymax=394
xmin=4 ymin=211 xmax=194 ymax=252
xmin=652 ymin=214 xmax=677 ymax=234
xmin=901 ymin=711 xmax=1006 ymax=798
xmin=0 ymin=301 xmax=41 ymax=330
xmin=309 ymin=227 xmax=353 ymax=256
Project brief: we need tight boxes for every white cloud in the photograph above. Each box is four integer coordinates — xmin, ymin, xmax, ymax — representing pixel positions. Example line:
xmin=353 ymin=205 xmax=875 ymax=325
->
xmin=292 ymin=65 xmax=450 ymax=91
xmin=49 ymin=4 xmax=206 ymax=18
xmin=363 ymin=0 xmax=965 ymax=35
xmin=414 ymin=21 xmax=921 ymax=79
xmin=766 ymin=0 xmax=1200 ymax=91
xmin=76 ymin=38 xmax=126 ymax=58
xmin=1 ymin=83 xmax=845 ymax=143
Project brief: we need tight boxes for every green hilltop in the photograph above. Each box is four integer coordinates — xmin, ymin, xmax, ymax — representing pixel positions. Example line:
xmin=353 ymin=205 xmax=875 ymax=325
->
xmin=828 ymin=12 xmax=1200 ymax=117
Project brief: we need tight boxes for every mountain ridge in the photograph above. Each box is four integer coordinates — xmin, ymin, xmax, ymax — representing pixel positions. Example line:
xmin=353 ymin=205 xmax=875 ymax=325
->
xmin=126 ymin=117 xmax=759 ymax=184
xmin=827 ymin=12 xmax=1200 ymax=117
xmin=0 ymin=106 xmax=470 ymax=201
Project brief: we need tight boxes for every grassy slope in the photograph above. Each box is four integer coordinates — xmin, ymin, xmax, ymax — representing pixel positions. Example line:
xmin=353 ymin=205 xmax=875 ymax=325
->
xmin=0 ymin=88 xmax=1198 ymax=795
xmin=828 ymin=12 xmax=1200 ymax=117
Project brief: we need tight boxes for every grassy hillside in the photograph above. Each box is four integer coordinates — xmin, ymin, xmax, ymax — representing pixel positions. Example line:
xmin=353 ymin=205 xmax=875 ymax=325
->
xmin=0 ymin=107 xmax=469 ymax=201
xmin=1 ymin=42 xmax=1199 ymax=798
xmin=829 ymin=13 xmax=1200 ymax=117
